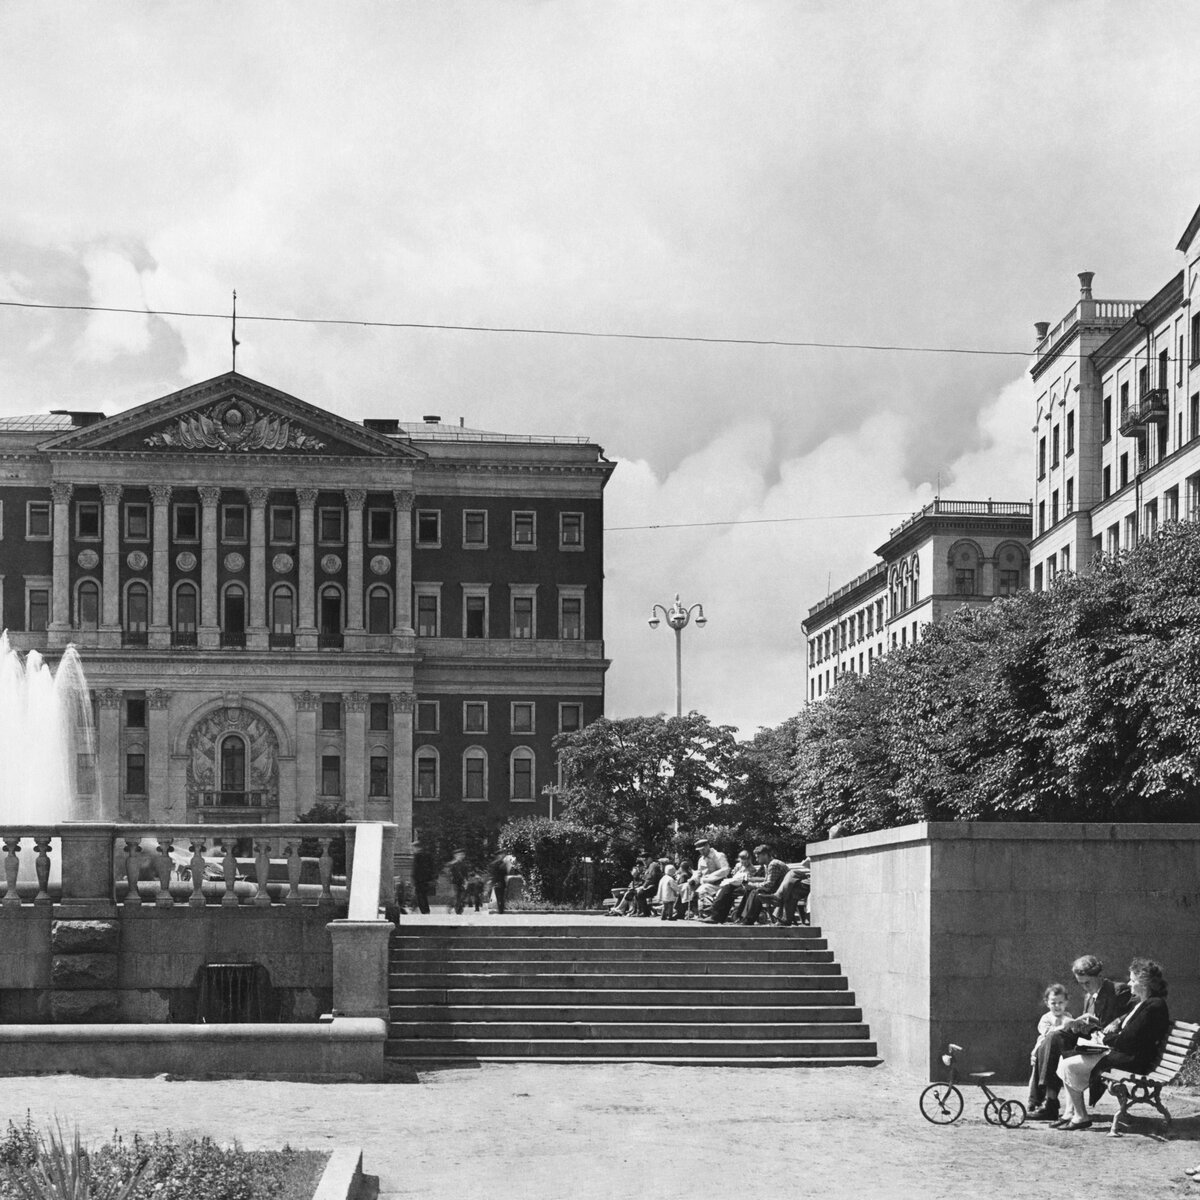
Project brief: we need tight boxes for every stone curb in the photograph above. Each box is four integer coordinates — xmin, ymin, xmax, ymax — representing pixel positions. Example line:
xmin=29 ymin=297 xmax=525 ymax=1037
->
xmin=313 ymin=1147 xmax=378 ymax=1200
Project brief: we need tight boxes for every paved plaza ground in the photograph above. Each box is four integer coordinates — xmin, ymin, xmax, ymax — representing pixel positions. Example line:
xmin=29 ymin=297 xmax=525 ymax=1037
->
xmin=6 ymin=1061 xmax=1200 ymax=1199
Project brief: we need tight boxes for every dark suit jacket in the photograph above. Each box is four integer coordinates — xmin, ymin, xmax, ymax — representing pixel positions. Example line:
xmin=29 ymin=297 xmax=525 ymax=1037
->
xmin=641 ymin=861 xmax=664 ymax=890
xmin=1102 ymin=996 xmax=1170 ymax=1074
xmin=1089 ymin=979 xmax=1133 ymax=1028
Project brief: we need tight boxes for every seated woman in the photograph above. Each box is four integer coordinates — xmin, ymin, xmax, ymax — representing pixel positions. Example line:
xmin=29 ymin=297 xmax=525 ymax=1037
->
xmin=1054 ymin=957 xmax=1169 ymax=1130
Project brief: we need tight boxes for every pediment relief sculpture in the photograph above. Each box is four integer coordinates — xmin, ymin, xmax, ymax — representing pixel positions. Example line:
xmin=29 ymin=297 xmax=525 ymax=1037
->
xmin=145 ymin=397 xmax=326 ymax=453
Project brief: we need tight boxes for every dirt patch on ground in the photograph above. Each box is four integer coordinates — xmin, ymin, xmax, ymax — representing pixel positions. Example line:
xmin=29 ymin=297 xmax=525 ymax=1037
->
xmin=5 ymin=1065 xmax=1200 ymax=1199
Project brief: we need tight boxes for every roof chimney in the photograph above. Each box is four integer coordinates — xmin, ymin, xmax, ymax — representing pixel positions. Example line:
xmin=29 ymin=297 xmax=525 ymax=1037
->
xmin=1034 ymin=321 xmax=1049 ymax=343
xmin=362 ymin=418 xmax=400 ymax=434
xmin=51 ymin=410 xmax=106 ymax=427
xmin=422 ymin=414 xmax=441 ymax=425
xmin=1078 ymin=271 xmax=1094 ymax=299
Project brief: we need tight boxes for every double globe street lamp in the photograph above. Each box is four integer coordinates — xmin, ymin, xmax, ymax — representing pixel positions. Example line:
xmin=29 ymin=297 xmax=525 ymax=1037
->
xmin=648 ymin=593 xmax=707 ymax=717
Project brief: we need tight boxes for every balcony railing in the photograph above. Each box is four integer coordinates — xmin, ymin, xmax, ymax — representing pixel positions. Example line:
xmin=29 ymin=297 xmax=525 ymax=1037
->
xmin=198 ymin=791 xmax=271 ymax=809
xmin=123 ymin=629 xmax=149 ymax=647
xmin=1119 ymin=388 xmax=1169 ymax=438
xmin=220 ymin=632 xmax=247 ymax=649
xmin=171 ymin=630 xmax=198 ymax=648
xmin=317 ymin=633 xmax=344 ymax=649
xmin=269 ymin=632 xmax=296 ymax=649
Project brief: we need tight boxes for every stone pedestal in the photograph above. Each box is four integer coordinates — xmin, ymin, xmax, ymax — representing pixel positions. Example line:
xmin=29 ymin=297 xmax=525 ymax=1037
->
xmin=327 ymin=919 xmax=394 ymax=1019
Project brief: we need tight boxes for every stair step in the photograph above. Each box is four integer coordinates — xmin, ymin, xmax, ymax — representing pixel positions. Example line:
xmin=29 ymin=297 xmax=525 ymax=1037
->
xmin=390 ymin=1054 xmax=882 ymax=1068
xmin=391 ymin=934 xmax=826 ymax=950
xmin=388 ymin=1004 xmax=862 ymax=1022
xmin=390 ymin=958 xmax=835 ymax=975
xmin=388 ymin=988 xmax=857 ymax=1006
xmin=392 ymin=925 xmax=823 ymax=940
xmin=394 ymin=948 xmax=832 ymax=963
xmin=386 ymin=1037 xmax=878 ymax=1058
xmin=387 ymin=1021 xmax=870 ymax=1039
xmin=393 ymin=973 xmax=849 ymax=990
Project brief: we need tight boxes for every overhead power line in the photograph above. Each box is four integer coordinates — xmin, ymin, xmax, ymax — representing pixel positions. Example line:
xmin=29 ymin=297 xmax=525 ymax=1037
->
xmin=608 ymin=511 xmax=912 ymax=531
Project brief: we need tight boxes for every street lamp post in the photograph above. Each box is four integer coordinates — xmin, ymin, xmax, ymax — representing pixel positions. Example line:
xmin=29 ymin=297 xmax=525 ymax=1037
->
xmin=648 ymin=593 xmax=707 ymax=717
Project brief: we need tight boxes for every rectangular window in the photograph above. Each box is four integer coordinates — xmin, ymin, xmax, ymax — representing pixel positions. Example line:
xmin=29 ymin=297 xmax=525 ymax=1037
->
xmin=1061 ymin=546 xmax=1071 ymax=574
xmin=512 ymin=511 xmax=535 ymax=547
xmin=560 ymin=512 xmax=583 ymax=549
xmin=559 ymin=703 xmax=582 ymax=733
xmin=1159 ymin=347 xmax=1170 ymax=390
xmin=415 ymin=590 xmax=439 ymax=637
xmin=126 ymin=752 xmax=146 ymax=796
xmin=367 ymin=509 xmax=393 ymax=543
xmin=1124 ymin=513 xmax=1138 ymax=547
xmin=222 ymin=505 xmax=246 ymax=542
xmin=415 ymin=754 xmax=438 ymax=799
xmin=321 ymin=699 xmax=342 ymax=730
xmin=1103 ymin=396 xmax=1113 ymax=442
xmin=126 ymin=695 xmax=146 ymax=728
xmin=367 ymin=588 xmax=390 ymax=634
xmin=75 ymin=502 xmax=100 ymax=539
xmin=1103 ymin=466 xmax=1111 ymax=499
xmin=27 ymin=502 xmax=51 ymax=539
xmin=1189 ymin=473 xmax=1200 ymax=520
xmin=1051 ymin=425 xmax=1060 ymax=467
xmin=1165 ymin=486 xmax=1180 ymax=523
xmin=1038 ymin=436 xmax=1046 ymax=479
xmin=512 ymin=595 xmax=534 ymax=639
xmin=174 ymin=504 xmax=198 ymax=541
xmin=1192 ymin=313 xmax=1200 ymax=366
xmin=1066 ymin=412 xmax=1075 ymax=456
xmin=369 ymin=700 xmax=390 ymax=732
xmin=998 ymin=569 xmax=1020 ymax=596
xmin=1120 ymin=453 xmax=1129 ymax=489
xmin=464 ymin=594 xmax=486 ymax=638
xmin=1066 ymin=478 xmax=1074 ymax=514
xmin=463 ymin=510 xmax=487 ymax=547
xmin=1033 ymin=564 xmax=1043 ymax=592
xmin=1051 ymin=490 xmax=1059 ymax=525
xmin=1038 ymin=501 xmax=1045 ymax=536
xmin=415 ymin=510 xmax=441 ymax=546
xmin=1120 ymin=380 xmax=1129 ymax=423
xmin=1108 ymin=523 xmax=1120 ymax=554
xmin=1192 ymin=394 xmax=1199 ymax=441
xmin=369 ymin=755 xmax=389 ymax=797
xmin=464 ymin=755 xmax=485 ymax=801
xmin=124 ymin=503 xmax=149 ymax=541
xmin=321 ymin=754 xmax=341 ymax=796
xmin=318 ymin=508 xmax=344 ymax=543
xmin=1145 ymin=500 xmax=1158 ymax=538
xmin=270 ymin=506 xmax=295 ymax=542
xmin=954 ymin=569 xmax=975 ymax=596
xmin=463 ymin=701 xmax=488 ymax=733
xmin=415 ymin=701 xmax=439 ymax=733
xmin=560 ymin=595 xmax=583 ymax=640
xmin=28 ymin=588 xmax=49 ymax=632
xmin=511 ymin=702 xmax=534 ymax=733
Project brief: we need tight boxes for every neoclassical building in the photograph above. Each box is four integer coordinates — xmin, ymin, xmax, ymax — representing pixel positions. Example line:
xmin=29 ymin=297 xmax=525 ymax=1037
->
xmin=802 ymin=498 xmax=1032 ymax=702
xmin=0 ymin=372 xmax=613 ymax=859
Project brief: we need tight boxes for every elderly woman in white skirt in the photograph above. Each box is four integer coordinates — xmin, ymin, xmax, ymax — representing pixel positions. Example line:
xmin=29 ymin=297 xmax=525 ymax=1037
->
xmin=1054 ymin=958 xmax=1170 ymax=1130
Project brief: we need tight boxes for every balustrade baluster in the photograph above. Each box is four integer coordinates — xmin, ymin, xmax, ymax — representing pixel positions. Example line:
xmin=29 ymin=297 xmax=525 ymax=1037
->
xmin=253 ymin=839 xmax=272 ymax=907
xmin=317 ymin=837 xmax=334 ymax=908
xmin=283 ymin=837 xmax=302 ymax=906
xmin=219 ymin=837 xmax=239 ymax=907
xmin=2 ymin=837 xmax=21 ymax=908
xmin=123 ymin=838 xmax=142 ymax=907
xmin=155 ymin=837 xmax=175 ymax=908
xmin=188 ymin=838 xmax=207 ymax=907
xmin=33 ymin=836 xmax=52 ymax=905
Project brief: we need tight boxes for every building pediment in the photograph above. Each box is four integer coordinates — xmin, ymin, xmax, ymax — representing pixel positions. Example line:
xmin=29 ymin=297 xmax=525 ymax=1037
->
xmin=39 ymin=372 xmax=423 ymax=460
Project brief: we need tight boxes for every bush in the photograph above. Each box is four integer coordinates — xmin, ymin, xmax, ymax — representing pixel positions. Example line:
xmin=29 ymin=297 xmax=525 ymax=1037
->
xmin=496 ymin=817 xmax=603 ymax=905
xmin=296 ymin=800 xmax=347 ymax=874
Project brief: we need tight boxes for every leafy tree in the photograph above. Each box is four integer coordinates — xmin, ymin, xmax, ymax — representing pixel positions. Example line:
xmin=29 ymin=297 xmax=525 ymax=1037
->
xmin=496 ymin=816 xmax=603 ymax=903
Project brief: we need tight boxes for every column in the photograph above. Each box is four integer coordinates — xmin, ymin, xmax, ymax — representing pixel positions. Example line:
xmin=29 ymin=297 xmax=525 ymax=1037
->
xmin=294 ymin=691 xmax=319 ymax=817
xmin=345 ymin=691 xmax=368 ymax=818
xmin=99 ymin=483 xmax=123 ymax=648
xmin=248 ymin=487 xmax=269 ymax=649
xmin=147 ymin=688 xmax=170 ymax=821
xmin=344 ymin=488 xmax=366 ymax=646
xmin=981 ymin=556 xmax=996 ymax=597
xmin=198 ymin=485 xmax=221 ymax=649
xmin=297 ymin=487 xmax=318 ymax=650
xmin=48 ymin=482 xmax=73 ymax=648
xmin=392 ymin=489 xmax=414 ymax=642
xmin=96 ymin=688 xmax=122 ymax=820
xmin=390 ymin=691 xmax=414 ymax=880
xmin=149 ymin=484 xmax=172 ymax=647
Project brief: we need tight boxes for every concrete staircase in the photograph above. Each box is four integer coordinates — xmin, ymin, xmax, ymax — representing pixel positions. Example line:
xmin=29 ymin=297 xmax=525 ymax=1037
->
xmin=386 ymin=921 xmax=880 ymax=1066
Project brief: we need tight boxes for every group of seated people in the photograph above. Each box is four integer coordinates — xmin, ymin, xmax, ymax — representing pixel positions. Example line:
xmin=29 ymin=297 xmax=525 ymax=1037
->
xmin=609 ymin=839 xmax=811 ymax=926
xmin=1027 ymin=953 xmax=1170 ymax=1130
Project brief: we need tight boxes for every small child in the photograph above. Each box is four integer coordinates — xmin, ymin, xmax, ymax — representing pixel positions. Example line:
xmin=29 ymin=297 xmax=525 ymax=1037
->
xmin=1028 ymin=982 xmax=1073 ymax=1111
xmin=656 ymin=863 xmax=680 ymax=921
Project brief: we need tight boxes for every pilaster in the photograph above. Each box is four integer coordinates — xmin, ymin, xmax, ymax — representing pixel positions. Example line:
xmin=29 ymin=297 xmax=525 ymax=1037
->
xmin=344 ymin=488 xmax=366 ymax=648
xmin=392 ymin=489 xmax=414 ymax=643
xmin=198 ymin=485 xmax=221 ymax=649
xmin=99 ymin=483 xmax=123 ymax=648
xmin=344 ymin=691 xmax=368 ymax=818
xmin=147 ymin=689 xmax=170 ymax=820
xmin=149 ymin=484 xmax=172 ymax=647
xmin=297 ymin=488 xmax=318 ymax=650
xmin=48 ymin=482 xmax=73 ymax=647
xmin=96 ymin=688 xmax=122 ymax=820
xmin=247 ymin=486 xmax=269 ymax=649
xmin=294 ymin=690 xmax=319 ymax=816
xmin=390 ymin=691 xmax=414 ymax=878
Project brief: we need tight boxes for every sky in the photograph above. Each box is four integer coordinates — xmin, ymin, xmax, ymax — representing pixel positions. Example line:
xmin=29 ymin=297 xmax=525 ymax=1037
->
xmin=3 ymin=0 xmax=1200 ymax=736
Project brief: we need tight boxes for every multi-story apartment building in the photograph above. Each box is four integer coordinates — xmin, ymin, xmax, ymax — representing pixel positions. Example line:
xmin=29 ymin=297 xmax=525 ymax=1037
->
xmin=0 ymin=371 xmax=613 ymax=859
xmin=802 ymin=499 xmax=1032 ymax=702
xmin=1032 ymin=203 xmax=1200 ymax=585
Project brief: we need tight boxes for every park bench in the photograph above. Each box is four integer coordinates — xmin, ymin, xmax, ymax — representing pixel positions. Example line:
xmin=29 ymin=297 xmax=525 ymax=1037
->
xmin=1100 ymin=1018 xmax=1200 ymax=1136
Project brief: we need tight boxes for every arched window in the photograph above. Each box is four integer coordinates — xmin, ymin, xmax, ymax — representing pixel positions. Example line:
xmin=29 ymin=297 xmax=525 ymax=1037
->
xmin=949 ymin=541 xmax=983 ymax=597
xmin=510 ymin=747 xmax=535 ymax=801
xmin=462 ymin=746 xmax=487 ymax=802
xmin=910 ymin=555 xmax=920 ymax=605
xmin=125 ymin=581 xmax=149 ymax=643
xmin=173 ymin=582 xmax=198 ymax=645
xmin=76 ymin=579 xmax=100 ymax=631
xmin=367 ymin=585 xmax=392 ymax=635
xmin=221 ymin=584 xmax=246 ymax=647
xmin=220 ymin=735 xmax=246 ymax=800
xmin=270 ymin=585 xmax=295 ymax=646
xmin=319 ymin=585 xmax=343 ymax=647
xmin=414 ymin=746 xmax=439 ymax=799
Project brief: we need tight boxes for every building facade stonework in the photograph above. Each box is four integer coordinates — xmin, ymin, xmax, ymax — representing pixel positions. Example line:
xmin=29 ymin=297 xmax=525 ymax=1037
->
xmin=0 ymin=372 xmax=613 ymax=860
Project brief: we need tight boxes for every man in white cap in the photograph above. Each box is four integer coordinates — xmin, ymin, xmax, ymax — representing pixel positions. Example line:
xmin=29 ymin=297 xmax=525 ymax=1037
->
xmin=692 ymin=838 xmax=729 ymax=917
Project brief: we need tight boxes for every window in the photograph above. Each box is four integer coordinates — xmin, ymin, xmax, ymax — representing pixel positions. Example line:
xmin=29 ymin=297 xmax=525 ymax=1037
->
xmin=319 ymin=587 xmax=343 ymax=642
xmin=27 ymin=502 xmax=51 ymax=539
xmin=560 ymin=512 xmax=583 ymax=549
xmin=174 ymin=503 xmax=198 ymax=541
xmin=369 ymin=700 xmax=390 ymax=731
xmin=318 ymin=507 xmax=344 ymax=543
xmin=270 ymin=586 xmax=294 ymax=636
xmin=222 ymin=504 xmax=246 ymax=542
xmin=1066 ymin=479 xmax=1074 ymax=514
xmin=1192 ymin=394 xmax=1200 ymax=441
xmin=1189 ymin=473 xmax=1200 ymax=520
xmin=1124 ymin=513 xmax=1137 ymax=547
xmin=1046 ymin=558 xmax=1057 ymax=583
xmin=464 ymin=592 xmax=487 ymax=638
xmin=126 ymin=752 xmax=146 ymax=795
xmin=954 ymin=569 xmax=975 ymax=596
xmin=1145 ymin=500 xmax=1158 ymax=539
xmin=463 ymin=747 xmax=487 ymax=801
xmin=1038 ymin=501 xmax=1045 ymax=536
xmin=27 ymin=586 xmax=49 ymax=632
xmin=511 ymin=591 xmax=535 ymax=639
xmin=559 ymin=591 xmax=583 ymax=640
xmin=126 ymin=695 xmax=146 ymax=728
xmin=559 ymin=703 xmax=582 ymax=733
xmin=998 ymin=569 xmax=1021 ymax=596
xmin=463 ymin=510 xmax=487 ymax=547
xmin=367 ymin=586 xmax=392 ymax=635
xmin=1108 ymin=523 xmax=1120 ymax=554
xmin=221 ymin=737 xmax=246 ymax=794
xmin=1192 ymin=312 xmax=1200 ymax=366
xmin=222 ymin=585 xmax=246 ymax=644
xmin=125 ymin=582 xmax=149 ymax=637
xmin=124 ymin=504 xmax=149 ymax=541
xmin=463 ymin=701 xmax=488 ymax=734
xmin=76 ymin=502 xmax=100 ymax=540
xmin=1061 ymin=546 xmax=1071 ymax=574
xmin=321 ymin=699 xmax=343 ymax=730
xmin=1051 ymin=425 xmax=1060 ymax=467
xmin=368 ymin=509 xmax=393 ymax=543
xmin=1103 ymin=396 xmax=1112 ymax=442
xmin=76 ymin=580 xmax=99 ymax=630
xmin=512 ymin=511 xmax=536 ymax=548
xmin=1103 ymin=466 xmax=1111 ymax=499
xmin=415 ymin=510 xmax=441 ymax=546
xmin=1051 ymin=490 xmax=1059 ymax=526
xmin=1066 ymin=412 xmax=1075 ymax=456
xmin=1120 ymin=453 xmax=1129 ymax=489
xmin=1120 ymin=380 xmax=1129 ymax=423
xmin=1160 ymin=347 xmax=1170 ymax=391
xmin=174 ymin=583 xmax=198 ymax=634
xmin=1038 ymin=436 xmax=1046 ymax=479
xmin=415 ymin=701 xmax=439 ymax=733
xmin=414 ymin=748 xmax=439 ymax=799
xmin=1165 ymin=486 xmax=1180 ymax=523
xmin=321 ymin=754 xmax=342 ymax=796
xmin=510 ymin=748 xmax=534 ymax=801
xmin=369 ymin=755 xmax=389 ymax=797
xmin=1033 ymin=564 xmax=1043 ymax=593
xmin=416 ymin=591 xmax=439 ymax=637
xmin=511 ymin=702 xmax=534 ymax=734
xmin=270 ymin=506 xmax=295 ymax=542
